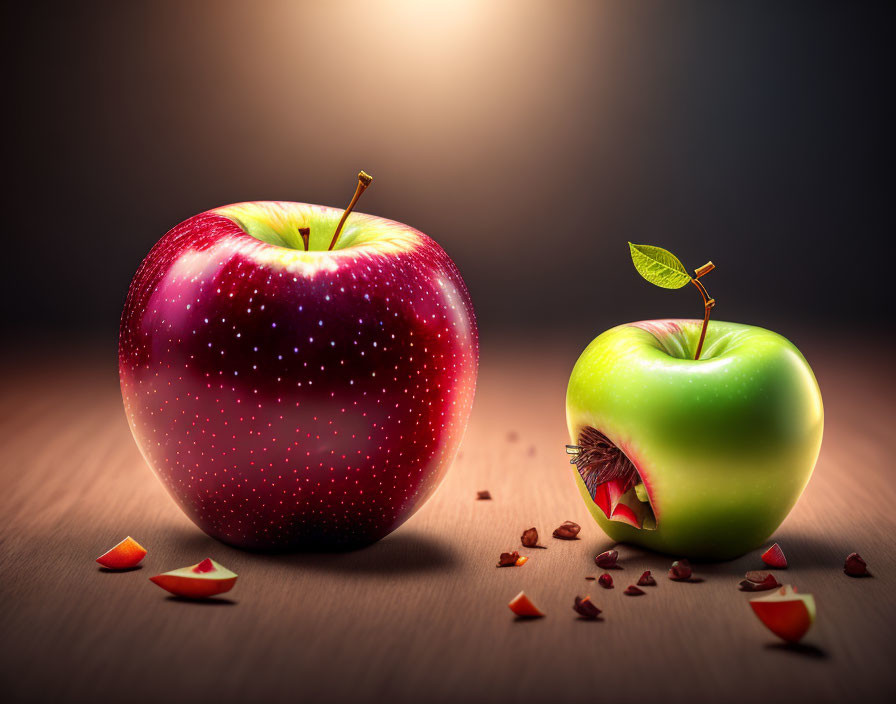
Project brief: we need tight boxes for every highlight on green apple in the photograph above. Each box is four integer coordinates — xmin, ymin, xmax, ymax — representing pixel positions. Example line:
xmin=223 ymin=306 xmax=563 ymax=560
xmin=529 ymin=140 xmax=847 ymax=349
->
xmin=564 ymin=243 xmax=823 ymax=559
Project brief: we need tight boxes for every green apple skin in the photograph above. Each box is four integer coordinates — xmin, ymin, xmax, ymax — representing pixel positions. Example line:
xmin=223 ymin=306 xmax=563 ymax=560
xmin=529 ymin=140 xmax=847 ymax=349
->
xmin=566 ymin=319 xmax=823 ymax=560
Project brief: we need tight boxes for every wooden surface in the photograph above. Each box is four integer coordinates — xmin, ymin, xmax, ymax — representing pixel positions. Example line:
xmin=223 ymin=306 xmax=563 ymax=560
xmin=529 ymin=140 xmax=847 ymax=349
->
xmin=1 ymin=338 xmax=893 ymax=704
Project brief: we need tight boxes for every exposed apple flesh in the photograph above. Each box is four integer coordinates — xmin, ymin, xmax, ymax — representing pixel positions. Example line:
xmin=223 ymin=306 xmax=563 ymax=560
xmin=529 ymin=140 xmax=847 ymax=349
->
xmin=149 ymin=558 xmax=237 ymax=598
xmin=119 ymin=200 xmax=478 ymax=550
xmin=567 ymin=319 xmax=823 ymax=559
xmin=96 ymin=536 xmax=147 ymax=569
xmin=570 ymin=427 xmax=655 ymax=530
xmin=749 ymin=585 xmax=816 ymax=642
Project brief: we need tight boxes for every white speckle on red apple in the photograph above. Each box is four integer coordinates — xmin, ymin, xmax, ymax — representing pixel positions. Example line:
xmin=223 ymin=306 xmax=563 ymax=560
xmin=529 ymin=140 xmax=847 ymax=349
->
xmin=119 ymin=202 xmax=478 ymax=550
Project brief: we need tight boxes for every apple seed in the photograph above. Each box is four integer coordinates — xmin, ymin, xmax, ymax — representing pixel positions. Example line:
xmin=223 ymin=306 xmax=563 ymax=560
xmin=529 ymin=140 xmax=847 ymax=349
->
xmin=598 ymin=573 xmax=614 ymax=589
xmin=552 ymin=521 xmax=581 ymax=540
xmin=595 ymin=550 xmax=619 ymax=569
xmin=624 ymin=585 xmax=645 ymax=596
xmin=521 ymin=527 xmax=545 ymax=549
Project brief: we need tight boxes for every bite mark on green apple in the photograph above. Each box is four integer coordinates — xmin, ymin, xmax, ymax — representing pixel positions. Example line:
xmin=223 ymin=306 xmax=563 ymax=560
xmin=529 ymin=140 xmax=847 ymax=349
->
xmin=570 ymin=426 xmax=657 ymax=530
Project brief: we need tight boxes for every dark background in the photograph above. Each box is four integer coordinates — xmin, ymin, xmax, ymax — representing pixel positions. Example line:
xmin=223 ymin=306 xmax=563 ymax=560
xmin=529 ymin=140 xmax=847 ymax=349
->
xmin=2 ymin=0 xmax=893 ymax=349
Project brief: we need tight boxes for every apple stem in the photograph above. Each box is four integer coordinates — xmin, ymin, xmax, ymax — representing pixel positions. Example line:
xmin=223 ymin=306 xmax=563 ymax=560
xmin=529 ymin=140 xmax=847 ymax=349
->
xmin=298 ymin=227 xmax=310 ymax=252
xmin=691 ymin=262 xmax=715 ymax=360
xmin=328 ymin=171 xmax=373 ymax=251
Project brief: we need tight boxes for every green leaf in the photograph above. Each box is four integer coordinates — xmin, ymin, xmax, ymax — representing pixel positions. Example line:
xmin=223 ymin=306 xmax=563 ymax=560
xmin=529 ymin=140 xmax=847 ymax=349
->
xmin=628 ymin=243 xmax=692 ymax=289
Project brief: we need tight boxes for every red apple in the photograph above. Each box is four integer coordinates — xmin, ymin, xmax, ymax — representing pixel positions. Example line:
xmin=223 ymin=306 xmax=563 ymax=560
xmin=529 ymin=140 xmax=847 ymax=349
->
xmin=119 ymin=193 xmax=478 ymax=550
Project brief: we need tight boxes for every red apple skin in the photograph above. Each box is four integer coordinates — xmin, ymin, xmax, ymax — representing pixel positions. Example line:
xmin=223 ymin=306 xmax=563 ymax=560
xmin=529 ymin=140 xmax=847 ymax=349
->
xmin=749 ymin=598 xmax=813 ymax=643
xmin=119 ymin=205 xmax=478 ymax=550
xmin=149 ymin=574 xmax=237 ymax=599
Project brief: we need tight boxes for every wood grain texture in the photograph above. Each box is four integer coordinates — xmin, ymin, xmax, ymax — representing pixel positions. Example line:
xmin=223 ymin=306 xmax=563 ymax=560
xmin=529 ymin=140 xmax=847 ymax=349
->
xmin=0 ymin=339 xmax=893 ymax=704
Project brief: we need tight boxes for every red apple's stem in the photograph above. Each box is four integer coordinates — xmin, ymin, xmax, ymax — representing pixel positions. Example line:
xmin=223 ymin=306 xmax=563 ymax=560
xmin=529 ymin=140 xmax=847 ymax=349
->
xmin=691 ymin=263 xmax=715 ymax=360
xmin=328 ymin=171 xmax=373 ymax=251
xmin=298 ymin=227 xmax=310 ymax=252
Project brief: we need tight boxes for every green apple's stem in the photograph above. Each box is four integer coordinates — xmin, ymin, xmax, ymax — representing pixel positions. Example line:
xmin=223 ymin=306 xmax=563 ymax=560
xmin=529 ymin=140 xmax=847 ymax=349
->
xmin=298 ymin=227 xmax=310 ymax=252
xmin=328 ymin=171 xmax=373 ymax=251
xmin=691 ymin=262 xmax=715 ymax=360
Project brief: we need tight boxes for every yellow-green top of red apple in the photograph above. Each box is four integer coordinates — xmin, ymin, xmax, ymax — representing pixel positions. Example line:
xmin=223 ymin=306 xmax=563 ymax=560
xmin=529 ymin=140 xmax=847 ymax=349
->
xmin=213 ymin=201 xmax=423 ymax=274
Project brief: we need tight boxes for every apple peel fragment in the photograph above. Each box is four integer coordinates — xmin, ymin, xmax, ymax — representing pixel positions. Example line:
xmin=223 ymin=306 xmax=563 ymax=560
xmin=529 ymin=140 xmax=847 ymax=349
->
xmin=149 ymin=558 xmax=237 ymax=599
xmin=749 ymin=585 xmax=815 ymax=643
xmin=96 ymin=536 xmax=147 ymax=569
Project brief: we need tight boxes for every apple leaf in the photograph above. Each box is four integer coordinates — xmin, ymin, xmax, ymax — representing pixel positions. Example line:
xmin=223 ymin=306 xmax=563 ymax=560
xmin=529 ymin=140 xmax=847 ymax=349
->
xmin=628 ymin=243 xmax=692 ymax=289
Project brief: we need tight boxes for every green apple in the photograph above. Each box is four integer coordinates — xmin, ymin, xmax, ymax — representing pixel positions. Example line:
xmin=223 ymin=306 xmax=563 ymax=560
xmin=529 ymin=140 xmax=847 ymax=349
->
xmin=565 ymin=319 xmax=823 ymax=560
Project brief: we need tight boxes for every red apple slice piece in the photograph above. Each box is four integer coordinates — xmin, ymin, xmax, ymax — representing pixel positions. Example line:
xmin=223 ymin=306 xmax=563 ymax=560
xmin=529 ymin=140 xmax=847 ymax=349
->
xmin=761 ymin=543 xmax=787 ymax=569
xmin=508 ymin=591 xmax=544 ymax=618
xmin=96 ymin=536 xmax=147 ymax=569
xmin=749 ymin=585 xmax=815 ymax=642
xmin=149 ymin=558 xmax=237 ymax=598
